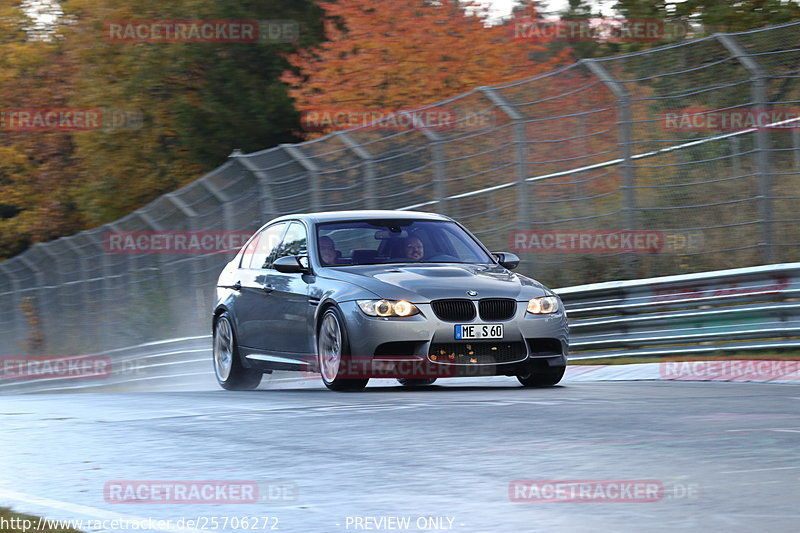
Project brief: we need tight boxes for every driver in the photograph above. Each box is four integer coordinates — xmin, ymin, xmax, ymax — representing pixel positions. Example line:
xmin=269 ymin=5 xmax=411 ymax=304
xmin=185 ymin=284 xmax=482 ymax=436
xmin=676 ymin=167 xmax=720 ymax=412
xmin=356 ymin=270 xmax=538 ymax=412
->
xmin=404 ymin=236 xmax=424 ymax=261
xmin=318 ymin=236 xmax=339 ymax=265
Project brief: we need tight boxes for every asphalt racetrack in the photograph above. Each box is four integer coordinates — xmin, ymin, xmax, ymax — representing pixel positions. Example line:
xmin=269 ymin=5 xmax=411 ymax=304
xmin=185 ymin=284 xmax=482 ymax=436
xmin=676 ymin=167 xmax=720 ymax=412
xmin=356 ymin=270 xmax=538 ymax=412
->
xmin=1 ymin=378 xmax=799 ymax=533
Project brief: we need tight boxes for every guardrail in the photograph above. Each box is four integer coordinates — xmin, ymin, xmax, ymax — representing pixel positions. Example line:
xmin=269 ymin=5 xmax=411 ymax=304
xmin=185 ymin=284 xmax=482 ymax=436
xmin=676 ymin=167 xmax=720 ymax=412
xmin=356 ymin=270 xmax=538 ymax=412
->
xmin=0 ymin=336 xmax=214 ymax=394
xmin=1 ymin=263 xmax=797 ymax=393
xmin=558 ymin=262 xmax=800 ymax=360
xmin=0 ymin=335 xmax=319 ymax=393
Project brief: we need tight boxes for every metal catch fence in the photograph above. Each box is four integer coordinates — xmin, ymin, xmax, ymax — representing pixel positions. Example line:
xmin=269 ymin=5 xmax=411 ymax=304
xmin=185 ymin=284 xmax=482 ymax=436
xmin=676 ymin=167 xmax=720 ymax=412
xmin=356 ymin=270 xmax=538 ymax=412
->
xmin=1 ymin=22 xmax=799 ymax=357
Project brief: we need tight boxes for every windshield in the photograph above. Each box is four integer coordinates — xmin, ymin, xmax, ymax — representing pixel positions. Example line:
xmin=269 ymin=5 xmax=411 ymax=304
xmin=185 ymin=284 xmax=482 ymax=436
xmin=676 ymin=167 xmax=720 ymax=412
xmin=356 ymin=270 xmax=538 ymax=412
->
xmin=316 ymin=219 xmax=493 ymax=266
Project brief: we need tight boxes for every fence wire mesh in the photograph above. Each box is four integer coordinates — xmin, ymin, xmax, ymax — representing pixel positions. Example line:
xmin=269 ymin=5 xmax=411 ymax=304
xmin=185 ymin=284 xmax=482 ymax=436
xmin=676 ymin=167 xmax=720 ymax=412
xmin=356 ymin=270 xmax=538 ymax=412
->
xmin=2 ymin=23 xmax=799 ymax=356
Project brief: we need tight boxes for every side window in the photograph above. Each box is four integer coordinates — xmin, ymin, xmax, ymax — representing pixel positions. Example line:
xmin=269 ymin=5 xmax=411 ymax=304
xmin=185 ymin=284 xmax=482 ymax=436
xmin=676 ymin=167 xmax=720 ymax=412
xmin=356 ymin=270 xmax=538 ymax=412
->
xmin=240 ymin=235 xmax=258 ymax=268
xmin=271 ymin=222 xmax=308 ymax=267
xmin=243 ymin=223 xmax=286 ymax=269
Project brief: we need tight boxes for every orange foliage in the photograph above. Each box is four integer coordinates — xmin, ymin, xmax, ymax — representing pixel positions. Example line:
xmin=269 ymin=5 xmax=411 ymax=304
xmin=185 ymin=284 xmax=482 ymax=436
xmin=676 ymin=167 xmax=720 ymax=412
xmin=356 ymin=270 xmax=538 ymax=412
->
xmin=282 ymin=0 xmax=572 ymax=138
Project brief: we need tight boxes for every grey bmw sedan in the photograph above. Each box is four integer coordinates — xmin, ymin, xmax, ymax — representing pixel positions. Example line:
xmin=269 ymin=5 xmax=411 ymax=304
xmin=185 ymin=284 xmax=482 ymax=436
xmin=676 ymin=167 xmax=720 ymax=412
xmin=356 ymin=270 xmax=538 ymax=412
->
xmin=212 ymin=210 xmax=568 ymax=391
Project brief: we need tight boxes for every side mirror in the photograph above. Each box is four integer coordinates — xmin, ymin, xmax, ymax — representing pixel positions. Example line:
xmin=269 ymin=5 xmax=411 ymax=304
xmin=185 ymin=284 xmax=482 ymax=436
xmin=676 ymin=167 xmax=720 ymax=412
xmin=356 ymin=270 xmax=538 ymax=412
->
xmin=273 ymin=255 xmax=310 ymax=274
xmin=492 ymin=251 xmax=520 ymax=270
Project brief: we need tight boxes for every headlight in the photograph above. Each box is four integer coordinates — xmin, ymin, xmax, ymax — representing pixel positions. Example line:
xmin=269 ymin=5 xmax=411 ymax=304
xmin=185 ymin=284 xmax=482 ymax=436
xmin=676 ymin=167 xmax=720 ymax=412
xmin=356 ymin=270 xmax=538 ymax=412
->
xmin=357 ymin=299 xmax=420 ymax=317
xmin=526 ymin=296 xmax=559 ymax=314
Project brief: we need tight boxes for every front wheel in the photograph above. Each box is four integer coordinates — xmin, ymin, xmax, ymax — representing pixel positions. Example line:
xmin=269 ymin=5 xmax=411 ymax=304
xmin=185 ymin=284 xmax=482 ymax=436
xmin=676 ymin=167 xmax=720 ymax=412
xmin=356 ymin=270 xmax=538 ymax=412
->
xmin=213 ymin=312 xmax=262 ymax=391
xmin=517 ymin=364 xmax=565 ymax=387
xmin=317 ymin=307 xmax=369 ymax=392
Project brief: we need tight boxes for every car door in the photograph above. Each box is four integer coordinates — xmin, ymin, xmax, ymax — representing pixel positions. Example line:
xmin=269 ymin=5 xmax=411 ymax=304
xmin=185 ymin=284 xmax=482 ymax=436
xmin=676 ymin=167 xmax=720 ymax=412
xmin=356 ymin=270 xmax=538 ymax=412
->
xmin=234 ymin=222 xmax=287 ymax=351
xmin=264 ymin=221 xmax=314 ymax=355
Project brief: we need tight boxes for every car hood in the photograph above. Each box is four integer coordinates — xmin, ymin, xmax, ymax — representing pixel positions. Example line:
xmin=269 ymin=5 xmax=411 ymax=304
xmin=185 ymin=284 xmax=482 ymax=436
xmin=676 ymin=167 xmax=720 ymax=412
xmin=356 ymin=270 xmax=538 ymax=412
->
xmin=323 ymin=263 xmax=550 ymax=302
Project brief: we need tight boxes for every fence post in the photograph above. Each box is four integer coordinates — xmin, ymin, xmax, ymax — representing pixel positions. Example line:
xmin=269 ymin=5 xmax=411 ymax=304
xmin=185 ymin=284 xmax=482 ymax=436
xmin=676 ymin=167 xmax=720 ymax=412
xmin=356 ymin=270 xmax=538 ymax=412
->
xmin=164 ymin=193 xmax=197 ymax=221
xmin=60 ymin=237 xmax=89 ymax=352
xmin=411 ymin=120 xmax=448 ymax=215
xmin=120 ymin=212 xmax=164 ymax=344
xmin=0 ymin=262 xmax=25 ymax=353
xmin=430 ymin=142 xmax=447 ymax=216
xmin=478 ymin=87 xmax=528 ymax=229
xmin=34 ymin=244 xmax=64 ymax=345
xmin=583 ymin=60 xmax=637 ymax=278
xmin=229 ymin=153 xmax=278 ymax=224
xmin=281 ymin=144 xmax=321 ymax=212
xmin=164 ymin=193 xmax=206 ymax=325
xmin=337 ymin=132 xmax=377 ymax=210
xmin=136 ymin=210 xmax=163 ymax=232
xmin=16 ymin=254 xmax=47 ymax=354
xmin=730 ymin=135 xmax=742 ymax=176
xmin=793 ymin=128 xmax=800 ymax=170
xmin=717 ymin=33 xmax=773 ymax=264
xmin=92 ymin=225 xmax=119 ymax=350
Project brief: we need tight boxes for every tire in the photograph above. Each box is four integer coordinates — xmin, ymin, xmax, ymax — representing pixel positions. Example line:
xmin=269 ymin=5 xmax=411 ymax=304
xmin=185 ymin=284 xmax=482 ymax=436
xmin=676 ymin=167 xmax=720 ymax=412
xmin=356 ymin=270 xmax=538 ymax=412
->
xmin=317 ymin=306 xmax=369 ymax=391
xmin=213 ymin=312 xmax=262 ymax=391
xmin=517 ymin=364 xmax=565 ymax=387
xmin=397 ymin=378 xmax=437 ymax=387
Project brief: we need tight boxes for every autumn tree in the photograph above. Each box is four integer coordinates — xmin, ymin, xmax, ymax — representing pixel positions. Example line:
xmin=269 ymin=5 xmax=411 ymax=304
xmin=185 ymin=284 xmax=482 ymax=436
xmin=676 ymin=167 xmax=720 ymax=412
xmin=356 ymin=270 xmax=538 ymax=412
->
xmin=282 ymin=0 xmax=572 ymax=138
xmin=0 ymin=1 xmax=83 ymax=258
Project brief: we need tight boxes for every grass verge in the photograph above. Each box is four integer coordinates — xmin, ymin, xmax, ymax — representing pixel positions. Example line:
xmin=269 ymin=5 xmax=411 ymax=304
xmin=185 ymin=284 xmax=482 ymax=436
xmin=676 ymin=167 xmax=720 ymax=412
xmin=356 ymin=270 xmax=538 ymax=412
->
xmin=0 ymin=507 xmax=84 ymax=533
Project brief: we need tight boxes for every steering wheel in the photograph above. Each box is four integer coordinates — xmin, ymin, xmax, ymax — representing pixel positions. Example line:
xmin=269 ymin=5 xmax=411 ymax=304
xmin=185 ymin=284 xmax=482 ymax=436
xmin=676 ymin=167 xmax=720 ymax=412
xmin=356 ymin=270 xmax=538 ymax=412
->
xmin=426 ymin=254 xmax=459 ymax=262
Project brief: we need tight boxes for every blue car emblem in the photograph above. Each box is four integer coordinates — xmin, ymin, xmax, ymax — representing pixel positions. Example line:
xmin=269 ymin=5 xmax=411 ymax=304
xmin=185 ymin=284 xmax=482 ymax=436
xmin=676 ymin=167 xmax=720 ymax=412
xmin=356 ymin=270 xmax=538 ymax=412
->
xmin=467 ymin=290 xmax=478 ymax=297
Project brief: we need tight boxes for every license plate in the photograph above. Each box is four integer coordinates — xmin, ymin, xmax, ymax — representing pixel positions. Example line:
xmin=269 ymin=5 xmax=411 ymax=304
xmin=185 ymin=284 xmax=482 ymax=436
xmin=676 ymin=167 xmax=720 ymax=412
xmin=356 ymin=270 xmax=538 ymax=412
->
xmin=454 ymin=324 xmax=503 ymax=340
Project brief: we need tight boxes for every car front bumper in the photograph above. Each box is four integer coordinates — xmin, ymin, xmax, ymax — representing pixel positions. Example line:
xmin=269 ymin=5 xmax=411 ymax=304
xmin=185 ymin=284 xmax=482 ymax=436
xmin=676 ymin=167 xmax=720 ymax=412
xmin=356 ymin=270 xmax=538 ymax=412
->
xmin=336 ymin=300 xmax=568 ymax=379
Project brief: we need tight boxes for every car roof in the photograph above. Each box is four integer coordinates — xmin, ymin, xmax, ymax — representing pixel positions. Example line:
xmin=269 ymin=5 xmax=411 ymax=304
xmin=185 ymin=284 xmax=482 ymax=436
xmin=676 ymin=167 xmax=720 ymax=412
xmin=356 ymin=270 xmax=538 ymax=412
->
xmin=272 ymin=210 xmax=452 ymax=224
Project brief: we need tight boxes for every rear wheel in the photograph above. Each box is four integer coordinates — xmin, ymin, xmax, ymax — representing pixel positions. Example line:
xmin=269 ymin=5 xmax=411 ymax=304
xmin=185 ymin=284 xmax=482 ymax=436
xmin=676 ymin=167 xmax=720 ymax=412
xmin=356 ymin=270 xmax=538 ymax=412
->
xmin=397 ymin=378 xmax=437 ymax=387
xmin=517 ymin=364 xmax=565 ymax=387
xmin=213 ymin=312 xmax=262 ymax=391
xmin=317 ymin=307 xmax=369 ymax=392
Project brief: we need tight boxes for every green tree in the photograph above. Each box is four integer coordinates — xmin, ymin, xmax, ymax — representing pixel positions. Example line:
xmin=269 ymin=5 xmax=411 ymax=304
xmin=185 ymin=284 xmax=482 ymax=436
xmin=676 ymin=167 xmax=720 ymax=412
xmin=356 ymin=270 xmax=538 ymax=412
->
xmin=62 ymin=0 xmax=325 ymax=225
xmin=0 ymin=0 xmax=324 ymax=258
xmin=616 ymin=0 xmax=800 ymax=35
